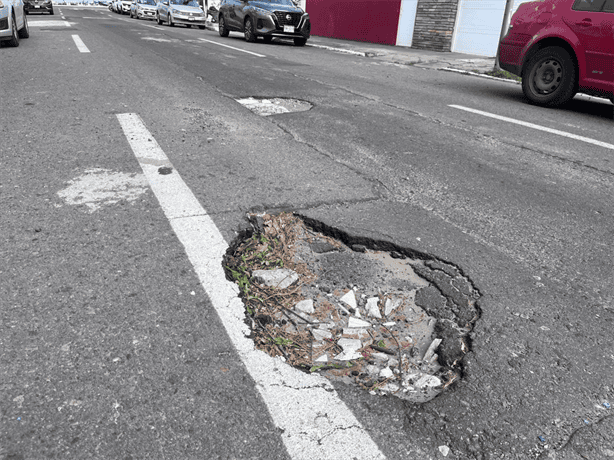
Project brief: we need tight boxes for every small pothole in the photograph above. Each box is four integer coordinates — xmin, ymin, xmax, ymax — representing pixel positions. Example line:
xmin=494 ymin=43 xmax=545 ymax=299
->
xmin=236 ymin=97 xmax=313 ymax=116
xmin=224 ymin=212 xmax=480 ymax=403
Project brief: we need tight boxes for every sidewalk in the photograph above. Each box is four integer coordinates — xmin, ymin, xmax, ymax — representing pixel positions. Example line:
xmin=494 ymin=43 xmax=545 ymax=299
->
xmin=204 ymin=21 xmax=498 ymax=75
xmin=306 ymin=35 xmax=497 ymax=74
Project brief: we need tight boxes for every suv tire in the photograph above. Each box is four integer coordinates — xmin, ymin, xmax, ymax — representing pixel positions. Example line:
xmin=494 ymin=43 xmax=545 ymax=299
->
xmin=244 ymin=17 xmax=256 ymax=42
xmin=218 ymin=14 xmax=229 ymax=37
xmin=294 ymin=37 xmax=306 ymax=46
xmin=522 ymin=46 xmax=576 ymax=107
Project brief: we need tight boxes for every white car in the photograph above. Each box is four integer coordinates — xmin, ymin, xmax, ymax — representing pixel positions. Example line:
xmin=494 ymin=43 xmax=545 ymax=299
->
xmin=130 ymin=0 xmax=155 ymax=19
xmin=0 ymin=0 xmax=29 ymax=47
xmin=156 ymin=0 xmax=206 ymax=28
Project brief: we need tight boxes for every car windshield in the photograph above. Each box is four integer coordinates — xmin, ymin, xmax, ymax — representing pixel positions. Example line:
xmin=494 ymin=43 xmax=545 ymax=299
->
xmin=139 ymin=0 xmax=155 ymax=4
xmin=170 ymin=0 xmax=198 ymax=5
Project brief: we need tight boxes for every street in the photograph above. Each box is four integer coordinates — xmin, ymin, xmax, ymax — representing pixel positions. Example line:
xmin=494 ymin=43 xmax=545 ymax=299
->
xmin=1 ymin=6 xmax=613 ymax=459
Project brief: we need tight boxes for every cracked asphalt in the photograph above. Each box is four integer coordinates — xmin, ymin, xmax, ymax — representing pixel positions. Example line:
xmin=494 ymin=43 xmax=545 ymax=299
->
xmin=2 ymin=8 xmax=613 ymax=460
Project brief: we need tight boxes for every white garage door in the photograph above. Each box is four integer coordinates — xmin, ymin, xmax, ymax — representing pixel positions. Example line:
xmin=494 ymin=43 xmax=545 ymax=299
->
xmin=452 ymin=0 xmax=534 ymax=56
xmin=452 ymin=0 xmax=506 ymax=56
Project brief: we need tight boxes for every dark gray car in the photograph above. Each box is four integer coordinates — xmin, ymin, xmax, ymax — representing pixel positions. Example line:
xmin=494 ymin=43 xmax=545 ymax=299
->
xmin=218 ymin=0 xmax=310 ymax=46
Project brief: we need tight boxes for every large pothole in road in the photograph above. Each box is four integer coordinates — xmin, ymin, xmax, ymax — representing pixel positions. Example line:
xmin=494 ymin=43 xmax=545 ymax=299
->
xmin=224 ymin=213 xmax=480 ymax=403
xmin=236 ymin=97 xmax=313 ymax=116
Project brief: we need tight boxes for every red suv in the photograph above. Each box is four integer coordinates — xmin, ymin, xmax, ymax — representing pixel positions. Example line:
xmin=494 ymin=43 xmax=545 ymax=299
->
xmin=498 ymin=0 xmax=614 ymax=107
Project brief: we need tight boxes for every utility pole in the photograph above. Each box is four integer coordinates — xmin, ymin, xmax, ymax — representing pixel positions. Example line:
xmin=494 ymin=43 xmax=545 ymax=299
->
xmin=495 ymin=0 xmax=515 ymax=70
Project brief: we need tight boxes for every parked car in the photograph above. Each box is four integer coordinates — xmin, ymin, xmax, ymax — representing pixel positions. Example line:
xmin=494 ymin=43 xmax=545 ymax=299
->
xmin=130 ymin=0 xmax=155 ymax=18
xmin=217 ymin=0 xmax=310 ymax=46
xmin=118 ymin=0 xmax=130 ymax=13
xmin=498 ymin=0 xmax=614 ymax=107
xmin=24 ymin=0 xmax=53 ymax=14
xmin=0 ymin=0 xmax=29 ymax=47
xmin=155 ymin=0 xmax=206 ymax=28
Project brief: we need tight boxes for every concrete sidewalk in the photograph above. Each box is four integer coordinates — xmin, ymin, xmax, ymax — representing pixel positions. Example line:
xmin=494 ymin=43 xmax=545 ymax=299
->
xmin=306 ymin=35 xmax=497 ymax=74
xmin=204 ymin=20 xmax=497 ymax=75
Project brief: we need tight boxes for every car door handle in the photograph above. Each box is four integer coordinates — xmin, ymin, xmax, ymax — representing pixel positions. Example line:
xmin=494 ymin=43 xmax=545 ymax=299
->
xmin=575 ymin=19 xmax=592 ymax=27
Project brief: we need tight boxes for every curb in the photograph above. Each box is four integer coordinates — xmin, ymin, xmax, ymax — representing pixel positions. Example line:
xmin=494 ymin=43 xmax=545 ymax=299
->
xmin=439 ymin=67 xmax=521 ymax=84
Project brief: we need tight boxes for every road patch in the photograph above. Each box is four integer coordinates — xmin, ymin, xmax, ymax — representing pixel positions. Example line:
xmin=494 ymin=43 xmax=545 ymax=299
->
xmin=56 ymin=168 xmax=148 ymax=213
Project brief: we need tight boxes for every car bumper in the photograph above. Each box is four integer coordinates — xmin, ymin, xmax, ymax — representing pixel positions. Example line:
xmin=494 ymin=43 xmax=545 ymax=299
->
xmin=172 ymin=14 xmax=206 ymax=25
xmin=25 ymin=4 xmax=53 ymax=12
xmin=256 ymin=12 xmax=310 ymax=39
xmin=497 ymin=32 xmax=533 ymax=77
xmin=137 ymin=9 xmax=156 ymax=18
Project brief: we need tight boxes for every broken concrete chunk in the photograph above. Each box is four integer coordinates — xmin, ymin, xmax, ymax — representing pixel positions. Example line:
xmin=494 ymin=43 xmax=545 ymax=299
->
xmin=334 ymin=351 xmax=362 ymax=361
xmin=379 ymin=367 xmax=394 ymax=379
xmin=338 ymin=338 xmax=362 ymax=352
xmin=342 ymin=328 xmax=370 ymax=340
xmin=310 ymin=241 xmax=337 ymax=254
xmin=423 ymin=338 xmax=442 ymax=362
xmin=340 ymin=290 xmax=357 ymax=310
xmin=384 ymin=297 xmax=403 ymax=316
xmin=372 ymin=352 xmax=391 ymax=362
xmin=252 ymin=269 xmax=299 ymax=289
xmin=312 ymin=328 xmax=333 ymax=341
xmin=414 ymin=374 xmax=442 ymax=389
xmin=295 ymin=299 xmax=315 ymax=314
xmin=314 ymin=354 xmax=328 ymax=363
xmin=348 ymin=317 xmax=371 ymax=328
xmin=366 ymin=297 xmax=382 ymax=318
xmin=382 ymin=321 xmax=396 ymax=327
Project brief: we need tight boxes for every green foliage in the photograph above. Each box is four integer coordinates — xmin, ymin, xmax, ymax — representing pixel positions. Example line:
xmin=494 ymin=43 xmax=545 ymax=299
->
xmin=484 ymin=68 xmax=522 ymax=82
xmin=270 ymin=337 xmax=293 ymax=347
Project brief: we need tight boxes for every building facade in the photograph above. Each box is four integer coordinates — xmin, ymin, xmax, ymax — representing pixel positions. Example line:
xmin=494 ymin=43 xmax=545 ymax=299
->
xmin=305 ymin=0 xmax=530 ymax=56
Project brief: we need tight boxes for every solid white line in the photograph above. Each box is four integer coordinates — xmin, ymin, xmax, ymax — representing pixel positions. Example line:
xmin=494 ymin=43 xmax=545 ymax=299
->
xmin=198 ymin=38 xmax=265 ymax=57
xmin=71 ymin=34 xmax=90 ymax=53
xmin=141 ymin=23 xmax=165 ymax=30
xmin=450 ymin=104 xmax=614 ymax=150
xmin=116 ymin=113 xmax=386 ymax=460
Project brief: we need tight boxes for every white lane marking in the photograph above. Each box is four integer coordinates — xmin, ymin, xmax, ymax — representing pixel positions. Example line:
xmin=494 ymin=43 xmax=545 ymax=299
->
xmin=198 ymin=38 xmax=265 ymax=57
xmin=28 ymin=20 xmax=73 ymax=26
xmin=72 ymin=34 xmax=91 ymax=53
xmin=116 ymin=113 xmax=386 ymax=460
xmin=141 ymin=24 xmax=165 ymax=30
xmin=450 ymin=104 xmax=614 ymax=151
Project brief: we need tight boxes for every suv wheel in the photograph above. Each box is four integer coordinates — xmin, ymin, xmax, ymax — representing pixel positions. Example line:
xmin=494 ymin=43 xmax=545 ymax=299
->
xmin=218 ymin=14 xmax=229 ymax=37
xmin=156 ymin=12 xmax=162 ymax=24
xmin=244 ymin=17 xmax=256 ymax=42
xmin=522 ymin=46 xmax=576 ymax=107
xmin=168 ymin=13 xmax=174 ymax=26
xmin=294 ymin=37 xmax=306 ymax=46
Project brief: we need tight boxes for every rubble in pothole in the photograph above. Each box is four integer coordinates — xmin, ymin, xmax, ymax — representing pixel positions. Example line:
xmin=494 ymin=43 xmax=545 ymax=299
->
xmin=223 ymin=212 xmax=480 ymax=403
xmin=236 ymin=97 xmax=313 ymax=116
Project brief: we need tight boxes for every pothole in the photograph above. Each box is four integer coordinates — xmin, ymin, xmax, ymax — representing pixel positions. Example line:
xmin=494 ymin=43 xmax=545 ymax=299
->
xmin=224 ymin=212 xmax=481 ymax=403
xmin=236 ymin=97 xmax=313 ymax=116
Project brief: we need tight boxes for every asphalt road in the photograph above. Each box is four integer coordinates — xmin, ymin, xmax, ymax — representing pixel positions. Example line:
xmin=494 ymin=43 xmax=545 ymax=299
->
xmin=1 ymin=6 xmax=613 ymax=460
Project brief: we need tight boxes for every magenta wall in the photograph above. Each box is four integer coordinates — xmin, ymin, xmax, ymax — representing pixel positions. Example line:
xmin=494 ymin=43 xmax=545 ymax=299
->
xmin=306 ymin=0 xmax=402 ymax=45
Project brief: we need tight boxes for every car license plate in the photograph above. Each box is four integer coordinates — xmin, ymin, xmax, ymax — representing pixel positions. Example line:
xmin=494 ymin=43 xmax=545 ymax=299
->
xmin=283 ymin=25 xmax=294 ymax=33
xmin=189 ymin=17 xmax=195 ymax=21
xmin=35 ymin=5 xmax=40 ymax=7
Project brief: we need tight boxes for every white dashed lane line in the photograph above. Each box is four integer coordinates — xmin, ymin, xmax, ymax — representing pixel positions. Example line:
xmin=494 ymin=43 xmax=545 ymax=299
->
xmin=72 ymin=34 xmax=90 ymax=53
xmin=450 ymin=104 xmax=614 ymax=150
xmin=116 ymin=113 xmax=386 ymax=460
xmin=198 ymin=38 xmax=266 ymax=57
